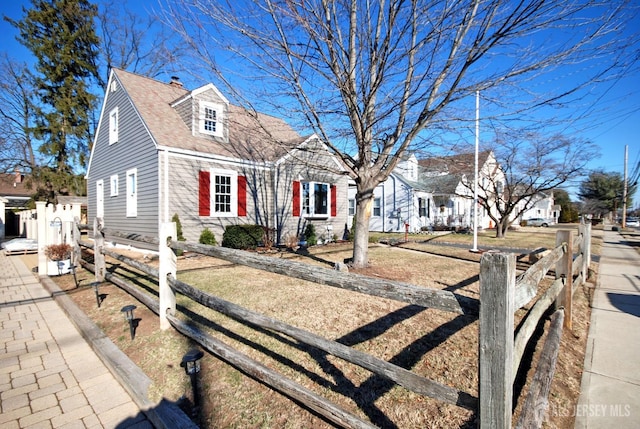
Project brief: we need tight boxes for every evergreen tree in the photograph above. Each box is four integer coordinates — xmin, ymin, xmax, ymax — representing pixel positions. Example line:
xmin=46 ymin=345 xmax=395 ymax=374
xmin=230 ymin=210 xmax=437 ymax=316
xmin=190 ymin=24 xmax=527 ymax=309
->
xmin=7 ymin=0 xmax=101 ymax=198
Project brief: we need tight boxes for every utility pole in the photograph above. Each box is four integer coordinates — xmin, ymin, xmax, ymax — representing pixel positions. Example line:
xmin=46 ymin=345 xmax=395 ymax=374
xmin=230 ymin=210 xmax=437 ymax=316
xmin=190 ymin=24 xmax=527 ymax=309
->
xmin=622 ymin=145 xmax=628 ymax=228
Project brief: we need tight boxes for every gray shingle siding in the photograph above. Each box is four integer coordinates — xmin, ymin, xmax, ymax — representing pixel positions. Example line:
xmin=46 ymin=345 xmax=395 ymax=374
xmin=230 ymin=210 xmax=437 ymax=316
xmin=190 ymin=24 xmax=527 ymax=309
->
xmin=87 ymin=76 xmax=159 ymax=239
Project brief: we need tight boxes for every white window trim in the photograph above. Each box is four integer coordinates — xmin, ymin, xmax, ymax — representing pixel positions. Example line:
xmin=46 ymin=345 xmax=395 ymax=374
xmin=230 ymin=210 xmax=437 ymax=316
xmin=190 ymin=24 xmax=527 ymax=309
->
xmin=348 ymin=198 xmax=355 ymax=216
xmin=126 ymin=168 xmax=137 ymax=217
xmin=301 ymin=181 xmax=331 ymax=219
xmin=199 ymin=101 xmax=224 ymax=138
xmin=210 ymin=168 xmax=237 ymax=217
xmin=372 ymin=197 xmax=381 ymax=217
xmin=96 ymin=180 xmax=104 ymax=219
xmin=110 ymin=174 xmax=119 ymax=197
xmin=109 ymin=107 xmax=119 ymax=145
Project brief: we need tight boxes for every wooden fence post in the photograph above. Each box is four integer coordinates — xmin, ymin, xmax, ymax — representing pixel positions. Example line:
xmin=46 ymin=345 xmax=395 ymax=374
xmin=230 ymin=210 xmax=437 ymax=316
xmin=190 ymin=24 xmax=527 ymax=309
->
xmin=479 ymin=251 xmax=515 ymax=429
xmin=72 ymin=216 xmax=81 ymax=268
xmin=555 ymin=230 xmax=573 ymax=330
xmin=94 ymin=217 xmax=105 ymax=282
xmin=159 ymin=222 xmax=177 ymax=330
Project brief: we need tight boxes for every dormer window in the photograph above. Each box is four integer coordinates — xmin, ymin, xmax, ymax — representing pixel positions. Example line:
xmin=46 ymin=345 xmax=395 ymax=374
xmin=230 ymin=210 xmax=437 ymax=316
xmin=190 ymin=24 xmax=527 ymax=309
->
xmin=199 ymin=101 xmax=223 ymax=138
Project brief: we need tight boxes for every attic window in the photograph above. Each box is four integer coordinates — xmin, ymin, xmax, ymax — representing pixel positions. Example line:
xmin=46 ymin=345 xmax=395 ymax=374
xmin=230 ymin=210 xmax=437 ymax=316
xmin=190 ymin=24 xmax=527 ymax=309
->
xmin=109 ymin=107 xmax=119 ymax=144
xmin=199 ymin=101 xmax=223 ymax=138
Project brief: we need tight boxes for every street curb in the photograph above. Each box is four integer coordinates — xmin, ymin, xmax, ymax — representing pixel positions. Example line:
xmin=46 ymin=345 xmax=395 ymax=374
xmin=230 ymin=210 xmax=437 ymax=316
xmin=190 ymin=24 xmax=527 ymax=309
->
xmin=39 ymin=274 xmax=197 ymax=429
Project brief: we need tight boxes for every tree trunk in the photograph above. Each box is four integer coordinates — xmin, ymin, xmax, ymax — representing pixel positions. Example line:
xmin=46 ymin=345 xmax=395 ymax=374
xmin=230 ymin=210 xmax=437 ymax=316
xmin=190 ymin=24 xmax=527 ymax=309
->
xmin=495 ymin=218 xmax=509 ymax=238
xmin=352 ymin=194 xmax=374 ymax=268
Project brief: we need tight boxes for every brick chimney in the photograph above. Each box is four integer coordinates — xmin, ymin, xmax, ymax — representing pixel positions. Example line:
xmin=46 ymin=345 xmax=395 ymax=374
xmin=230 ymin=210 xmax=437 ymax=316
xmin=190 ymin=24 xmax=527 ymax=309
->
xmin=169 ymin=76 xmax=183 ymax=88
xmin=14 ymin=168 xmax=22 ymax=184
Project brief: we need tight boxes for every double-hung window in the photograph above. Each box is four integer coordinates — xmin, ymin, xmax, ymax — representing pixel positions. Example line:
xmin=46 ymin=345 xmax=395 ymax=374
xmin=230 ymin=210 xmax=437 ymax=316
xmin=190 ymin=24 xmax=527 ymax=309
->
xmin=373 ymin=197 xmax=381 ymax=217
xmin=126 ymin=168 xmax=137 ymax=217
xmin=302 ymin=182 xmax=329 ymax=216
xmin=199 ymin=102 xmax=224 ymax=138
xmin=110 ymin=174 xmax=119 ymax=196
xmin=109 ymin=107 xmax=119 ymax=144
xmin=348 ymin=199 xmax=355 ymax=216
xmin=211 ymin=169 xmax=238 ymax=217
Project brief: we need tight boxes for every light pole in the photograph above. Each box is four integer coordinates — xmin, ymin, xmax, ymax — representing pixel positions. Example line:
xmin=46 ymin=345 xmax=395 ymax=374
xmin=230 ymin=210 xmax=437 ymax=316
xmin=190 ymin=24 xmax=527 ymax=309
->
xmin=471 ymin=90 xmax=480 ymax=252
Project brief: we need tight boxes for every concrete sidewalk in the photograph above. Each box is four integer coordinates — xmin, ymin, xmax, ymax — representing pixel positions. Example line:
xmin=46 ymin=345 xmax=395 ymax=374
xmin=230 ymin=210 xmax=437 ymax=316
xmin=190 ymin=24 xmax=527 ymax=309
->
xmin=575 ymin=229 xmax=640 ymax=428
xmin=0 ymin=251 xmax=152 ymax=429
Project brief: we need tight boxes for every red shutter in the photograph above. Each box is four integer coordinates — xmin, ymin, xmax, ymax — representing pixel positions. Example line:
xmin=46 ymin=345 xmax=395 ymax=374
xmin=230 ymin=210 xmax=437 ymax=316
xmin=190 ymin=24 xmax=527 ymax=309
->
xmin=237 ymin=175 xmax=247 ymax=217
xmin=198 ymin=170 xmax=210 ymax=216
xmin=330 ymin=185 xmax=337 ymax=217
xmin=292 ymin=181 xmax=301 ymax=217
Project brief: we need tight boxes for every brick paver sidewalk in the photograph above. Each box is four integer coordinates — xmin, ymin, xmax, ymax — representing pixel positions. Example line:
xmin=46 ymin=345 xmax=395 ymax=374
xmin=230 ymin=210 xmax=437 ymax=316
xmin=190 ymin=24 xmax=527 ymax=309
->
xmin=0 ymin=251 xmax=151 ymax=428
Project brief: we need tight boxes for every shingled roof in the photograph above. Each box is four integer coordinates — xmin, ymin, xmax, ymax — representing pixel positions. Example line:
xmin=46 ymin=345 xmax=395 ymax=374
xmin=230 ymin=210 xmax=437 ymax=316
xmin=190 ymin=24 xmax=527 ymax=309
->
xmin=113 ymin=68 xmax=305 ymax=162
xmin=418 ymin=150 xmax=492 ymax=176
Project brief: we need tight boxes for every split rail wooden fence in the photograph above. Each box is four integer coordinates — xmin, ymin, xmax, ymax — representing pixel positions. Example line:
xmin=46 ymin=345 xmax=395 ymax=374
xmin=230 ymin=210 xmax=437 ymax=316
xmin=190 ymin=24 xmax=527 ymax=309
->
xmin=71 ymin=218 xmax=591 ymax=428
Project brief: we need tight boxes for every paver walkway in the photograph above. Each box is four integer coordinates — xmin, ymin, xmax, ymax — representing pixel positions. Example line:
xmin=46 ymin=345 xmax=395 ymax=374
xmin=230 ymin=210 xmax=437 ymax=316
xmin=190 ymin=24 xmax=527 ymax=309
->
xmin=0 ymin=251 xmax=152 ymax=428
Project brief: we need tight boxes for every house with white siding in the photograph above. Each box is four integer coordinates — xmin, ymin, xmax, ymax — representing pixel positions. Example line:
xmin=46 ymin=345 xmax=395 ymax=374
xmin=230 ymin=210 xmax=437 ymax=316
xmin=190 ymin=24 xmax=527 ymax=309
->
xmin=348 ymin=151 xmax=502 ymax=232
xmin=86 ymin=69 xmax=348 ymax=248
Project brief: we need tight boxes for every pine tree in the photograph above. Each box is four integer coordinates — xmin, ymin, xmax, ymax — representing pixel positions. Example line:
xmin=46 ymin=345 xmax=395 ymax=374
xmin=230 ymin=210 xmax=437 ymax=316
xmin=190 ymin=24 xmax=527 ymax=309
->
xmin=7 ymin=0 xmax=101 ymax=198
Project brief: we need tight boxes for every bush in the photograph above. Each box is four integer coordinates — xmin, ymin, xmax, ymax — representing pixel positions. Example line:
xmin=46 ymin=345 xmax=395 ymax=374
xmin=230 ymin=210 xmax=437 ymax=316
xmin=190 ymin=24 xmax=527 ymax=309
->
xmin=222 ymin=225 xmax=265 ymax=249
xmin=172 ymin=214 xmax=185 ymax=256
xmin=303 ymin=223 xmax=317 ymax=246
xmin=199 ymin=228 xmax=218 ymax=246
xmin=44 ymin=243 xmax=71 ymax=261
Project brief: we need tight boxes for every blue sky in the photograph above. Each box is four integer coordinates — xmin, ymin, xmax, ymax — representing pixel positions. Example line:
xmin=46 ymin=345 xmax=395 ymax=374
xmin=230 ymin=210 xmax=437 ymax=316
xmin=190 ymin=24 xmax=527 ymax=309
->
xmin=2 ymin=0 xmax=639 ymax=203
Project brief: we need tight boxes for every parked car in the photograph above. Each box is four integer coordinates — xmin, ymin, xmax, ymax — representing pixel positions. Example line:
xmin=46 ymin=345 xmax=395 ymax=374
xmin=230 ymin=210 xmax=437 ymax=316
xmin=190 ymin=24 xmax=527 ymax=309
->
xmin=627 ymin=217 xmax=639 ymax=227
xmin=525 ymin=218 xmax=553 ymax=227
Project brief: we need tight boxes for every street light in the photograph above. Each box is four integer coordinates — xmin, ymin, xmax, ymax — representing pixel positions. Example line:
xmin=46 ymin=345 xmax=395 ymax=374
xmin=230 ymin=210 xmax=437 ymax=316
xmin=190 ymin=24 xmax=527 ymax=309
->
xmin=121 ymin=305 xmax=137 ymax=340
xmin=181 ymin=348 xmax=204 ymax=419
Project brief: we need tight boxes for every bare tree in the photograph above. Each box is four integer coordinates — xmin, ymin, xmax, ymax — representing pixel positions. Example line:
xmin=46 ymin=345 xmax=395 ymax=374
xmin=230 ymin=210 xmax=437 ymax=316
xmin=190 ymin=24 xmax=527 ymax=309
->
xmin=161 ymin=0 xmax=638 ymax=267
xmin=97 ymin=1 xmax=188 ymax=87
xmin=476 ymin=131 xmax=597 ymax=237
xmin=0 ymin=55 xmax=37 ymax=174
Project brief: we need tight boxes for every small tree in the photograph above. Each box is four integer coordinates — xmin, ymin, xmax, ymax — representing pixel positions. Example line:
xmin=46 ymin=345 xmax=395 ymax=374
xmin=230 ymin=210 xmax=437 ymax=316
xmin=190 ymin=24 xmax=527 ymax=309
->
xmin=303 ymin=224 xmax=317 ymax=246
xmin=199 ymin=228 xmax=217 ymax=246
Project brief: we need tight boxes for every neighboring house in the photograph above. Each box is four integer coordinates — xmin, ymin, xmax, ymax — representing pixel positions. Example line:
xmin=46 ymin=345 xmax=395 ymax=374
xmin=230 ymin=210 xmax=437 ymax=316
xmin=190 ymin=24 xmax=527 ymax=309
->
xmin=86 ymin=69 xmax=348 ymax=248
xmin=518 ymin=191 xmax=561 ymax=224
xmin=348 ymin=151 xmax=501 ymax=232
xmin=0 ymin=170 xmax=32 ymax=239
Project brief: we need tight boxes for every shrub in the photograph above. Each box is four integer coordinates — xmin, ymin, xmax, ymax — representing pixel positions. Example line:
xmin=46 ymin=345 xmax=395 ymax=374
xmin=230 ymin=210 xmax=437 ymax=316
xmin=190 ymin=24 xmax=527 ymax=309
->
xmin=45 ymin=243 xmax=71 ymax=261
xmin=172 ymin=214 xmax=186 ymax=256
xmin=303 ymin=223 xmax=317 ymax=246
xmin=222 ymin=225 xmax=265 ymax=249
xmin=199 ymin=228 xmax=218 ymax=246
xmin=171 ymin=214 xmax=184 ymax=240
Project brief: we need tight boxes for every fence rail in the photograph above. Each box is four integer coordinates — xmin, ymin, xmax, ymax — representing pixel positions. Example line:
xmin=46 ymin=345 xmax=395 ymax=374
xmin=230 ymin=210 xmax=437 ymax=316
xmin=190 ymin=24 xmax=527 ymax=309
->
xmin=480 ymin=223 xmax=592 ymax=429
xmin=72 ymin=218 xmax=591 ymax=428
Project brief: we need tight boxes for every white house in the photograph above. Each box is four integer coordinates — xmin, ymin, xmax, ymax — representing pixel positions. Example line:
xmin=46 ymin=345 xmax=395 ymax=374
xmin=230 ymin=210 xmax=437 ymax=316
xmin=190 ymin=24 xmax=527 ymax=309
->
xmin=348 ymin=151 xmax=501 ymax=232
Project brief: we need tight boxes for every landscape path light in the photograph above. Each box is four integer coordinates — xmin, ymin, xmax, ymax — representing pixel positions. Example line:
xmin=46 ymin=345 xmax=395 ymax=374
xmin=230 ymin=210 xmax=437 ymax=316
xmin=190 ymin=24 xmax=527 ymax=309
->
xmin=120 ymin=304 xmax=137 ymax=340
xmin=91 ymin=281 xmax=102 ymax=308
xmin=181 ymin=348 xmax=204 ymax=418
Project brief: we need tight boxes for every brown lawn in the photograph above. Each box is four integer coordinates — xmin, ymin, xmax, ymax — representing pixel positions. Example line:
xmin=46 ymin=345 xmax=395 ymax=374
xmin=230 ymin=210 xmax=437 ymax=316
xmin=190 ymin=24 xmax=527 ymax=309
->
xmin=46 ymin=227 xmax=600 ymax=428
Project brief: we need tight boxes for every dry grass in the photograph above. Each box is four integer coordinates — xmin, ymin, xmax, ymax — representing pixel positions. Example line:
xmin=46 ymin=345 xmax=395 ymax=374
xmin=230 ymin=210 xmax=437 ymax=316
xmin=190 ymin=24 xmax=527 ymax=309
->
xmin=46 ymin=233 xmax=598 ymax=429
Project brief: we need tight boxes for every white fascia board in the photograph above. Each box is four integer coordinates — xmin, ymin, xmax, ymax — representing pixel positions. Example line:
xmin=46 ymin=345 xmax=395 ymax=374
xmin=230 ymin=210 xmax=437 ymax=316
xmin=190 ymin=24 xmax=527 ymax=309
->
xmin=86 ymin=70 xmax=115 ymax=179
xmin=86 ymin=71 xmax=160 ymax=179
xmin=275 ymin=134 xmax=346 ymax=173
xmin=157 ymin=145 xmax=272 ymax=171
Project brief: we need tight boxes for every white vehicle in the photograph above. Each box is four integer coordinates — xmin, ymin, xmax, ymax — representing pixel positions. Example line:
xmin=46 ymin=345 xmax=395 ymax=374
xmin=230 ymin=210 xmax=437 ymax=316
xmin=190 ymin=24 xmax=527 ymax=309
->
xmin=526 ymin=218 xmax=554 ymax=227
